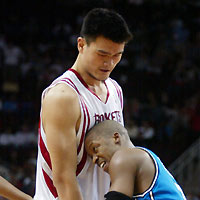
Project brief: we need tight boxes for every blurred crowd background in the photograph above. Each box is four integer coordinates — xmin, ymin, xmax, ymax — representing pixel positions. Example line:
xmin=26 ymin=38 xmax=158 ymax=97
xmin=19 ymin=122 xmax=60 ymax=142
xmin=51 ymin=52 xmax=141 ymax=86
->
xmin=0 ymin=0 xmax=199 ymax=199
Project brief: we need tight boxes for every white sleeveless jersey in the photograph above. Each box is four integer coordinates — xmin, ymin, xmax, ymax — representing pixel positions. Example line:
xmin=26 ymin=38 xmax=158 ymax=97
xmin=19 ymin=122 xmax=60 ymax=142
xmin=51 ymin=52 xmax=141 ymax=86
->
xmin=34 ymin=69 xmax=124 ymax=200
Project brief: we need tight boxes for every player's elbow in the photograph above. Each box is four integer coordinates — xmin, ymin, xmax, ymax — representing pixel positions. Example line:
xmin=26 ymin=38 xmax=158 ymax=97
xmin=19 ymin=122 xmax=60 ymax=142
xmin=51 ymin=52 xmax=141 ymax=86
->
xmin=52 ymin=172 xmax=82 ymax=199
xmin=53 ymin=172 xmax=76 ymax=189
xmin=53 ymin=174 xmax=66 ymax=186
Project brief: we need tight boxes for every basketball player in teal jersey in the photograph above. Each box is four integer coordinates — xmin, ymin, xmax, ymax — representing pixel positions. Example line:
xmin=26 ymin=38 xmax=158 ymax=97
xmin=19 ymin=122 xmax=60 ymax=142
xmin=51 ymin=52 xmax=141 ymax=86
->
xmin=0 ymin=176 xmax=32 ymax=200
xmin=85 ymin=120 xmax=187 ymax=200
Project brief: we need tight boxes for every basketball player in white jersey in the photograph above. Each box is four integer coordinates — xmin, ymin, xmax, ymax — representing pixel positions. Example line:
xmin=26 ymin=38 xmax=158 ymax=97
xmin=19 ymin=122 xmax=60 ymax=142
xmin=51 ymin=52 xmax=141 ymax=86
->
xmin=34 ymin=8 xmax=132 ymax=200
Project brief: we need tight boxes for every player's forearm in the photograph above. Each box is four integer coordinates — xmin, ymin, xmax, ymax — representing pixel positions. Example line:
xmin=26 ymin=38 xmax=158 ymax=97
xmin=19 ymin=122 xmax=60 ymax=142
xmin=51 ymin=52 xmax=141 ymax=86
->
xmin=0 ymin=176 xmax=32 ymax=200
xmin=2 ymin=190 xmax=33 ymax=200
xmin=57 ymin=187 xmax=83 ymax=200
xmin=54 ymin=177 xmax=83 ymax=200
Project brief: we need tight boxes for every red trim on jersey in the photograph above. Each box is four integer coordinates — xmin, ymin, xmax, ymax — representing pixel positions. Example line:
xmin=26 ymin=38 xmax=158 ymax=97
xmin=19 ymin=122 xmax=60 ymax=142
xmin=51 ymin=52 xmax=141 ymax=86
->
xmin=69 ymin=68 xmax=110 ymax=104
xmin=76 ymin=148 xmax=87 ymax=176
xmin=110 ymin=79 xmax=123 ymax=109
xmin=69 ymin=68 xmax=88 ymax=88
xmin=76 ymin=98 xmax=90 ymax=175
xmin=61 ymin=77 xmax=90 ymax=175
xmin=77 ymin=96 xmax=90 ymax=152
xmin=39 ymin=121 xmax=52 ymax=170
xmin=61 ymin=78 xmax=89 ymax=152
xmin=77 ymin=98 xmax=87 ymax=154
xmin=82 ymin=97 xmax=90 ymax=136
xmin=38 ymin=118 xmax=41 ymax=144
xmin=38 ymin=118 xmax=57 ymax=198
xmin=42 ymin=169 xmax=58 ymax=198
xmin=104 ymin=81 xmax=110 ymax=103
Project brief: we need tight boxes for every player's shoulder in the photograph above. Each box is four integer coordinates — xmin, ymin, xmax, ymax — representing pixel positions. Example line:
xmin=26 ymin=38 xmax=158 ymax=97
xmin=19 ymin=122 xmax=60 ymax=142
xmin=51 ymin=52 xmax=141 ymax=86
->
xmin=107 ymin=77 xmax=121 ymax=87
xmin=110 ymin=149 xmax=134 ymax=169
xmin=110 ymin=148 xmax=150 ymax=169
xmin=109 ymin=149 xmax=136 ymax=176
xmin=46 ymin=83 xmax=77 ymax=99
xmin=43 ymin=83 xmax=79 ymax=107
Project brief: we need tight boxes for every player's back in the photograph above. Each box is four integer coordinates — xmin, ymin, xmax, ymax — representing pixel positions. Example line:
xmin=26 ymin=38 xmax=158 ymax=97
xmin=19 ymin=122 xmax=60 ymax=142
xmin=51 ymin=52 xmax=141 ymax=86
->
xmin=133 ymin=147 xmax=187 ymax=200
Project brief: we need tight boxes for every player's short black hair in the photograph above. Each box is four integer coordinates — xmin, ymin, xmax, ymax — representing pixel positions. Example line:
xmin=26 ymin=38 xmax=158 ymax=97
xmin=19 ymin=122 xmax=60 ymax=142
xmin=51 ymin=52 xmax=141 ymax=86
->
xmin=80 ymin=8 xmax=133 ymax=44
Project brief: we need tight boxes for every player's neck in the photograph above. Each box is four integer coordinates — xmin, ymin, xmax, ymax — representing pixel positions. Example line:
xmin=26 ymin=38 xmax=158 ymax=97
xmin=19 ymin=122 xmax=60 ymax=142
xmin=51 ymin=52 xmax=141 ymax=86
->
xmin=126 ymin=140 xmax=135 ymax=148
xmin=88 ymin=82 xmax=106 ymax=94
xmin=72 ymin=62 xmax=103 ymax=87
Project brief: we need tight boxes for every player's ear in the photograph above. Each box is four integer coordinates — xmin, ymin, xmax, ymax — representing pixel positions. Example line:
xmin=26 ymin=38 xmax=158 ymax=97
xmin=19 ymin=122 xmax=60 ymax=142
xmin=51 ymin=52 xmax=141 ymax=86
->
xmin=113 ymin=132 xmax=120 ymax=144
xmin=77 ymin=37 xmax=86 ymax=52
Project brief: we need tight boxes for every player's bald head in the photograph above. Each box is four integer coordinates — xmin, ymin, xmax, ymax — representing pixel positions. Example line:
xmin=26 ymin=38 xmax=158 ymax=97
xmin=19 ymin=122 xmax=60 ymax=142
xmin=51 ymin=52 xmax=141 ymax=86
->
xmin=86 ymin=120 xmax=129 ymax=140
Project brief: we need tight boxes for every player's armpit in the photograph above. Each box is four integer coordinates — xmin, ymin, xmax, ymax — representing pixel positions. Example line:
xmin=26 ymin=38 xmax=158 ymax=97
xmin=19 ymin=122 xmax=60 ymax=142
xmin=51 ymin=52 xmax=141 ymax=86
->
xmin=104 ymin=191 xmax=132 ymax=200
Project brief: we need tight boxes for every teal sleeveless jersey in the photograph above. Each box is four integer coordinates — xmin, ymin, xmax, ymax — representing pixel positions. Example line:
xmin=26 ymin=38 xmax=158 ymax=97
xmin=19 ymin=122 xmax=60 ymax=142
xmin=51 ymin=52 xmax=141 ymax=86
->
xmin=133 ymin=147 xmax=187 ymax=200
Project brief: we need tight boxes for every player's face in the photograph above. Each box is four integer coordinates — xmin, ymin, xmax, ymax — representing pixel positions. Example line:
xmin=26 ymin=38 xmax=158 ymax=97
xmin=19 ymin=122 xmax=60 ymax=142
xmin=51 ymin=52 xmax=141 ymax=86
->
xmin=85 ymin=134 xmax=118 ymax=173
xmin=78 ymin=36 xmax=125 ymax=83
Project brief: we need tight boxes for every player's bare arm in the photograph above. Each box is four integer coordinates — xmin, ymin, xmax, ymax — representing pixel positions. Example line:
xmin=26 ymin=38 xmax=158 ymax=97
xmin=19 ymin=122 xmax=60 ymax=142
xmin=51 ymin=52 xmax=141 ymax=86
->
xmin=109 ymin=149 xmax=136 ymax=197
xmin=42 ymin=83 xmax=83 ymax=200
xmin=0 ymin=176 xmax=33 ymax=200
xmin=109 ymin=148 xmax=155 ymax=197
